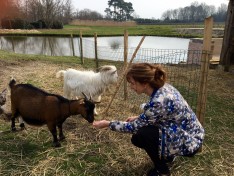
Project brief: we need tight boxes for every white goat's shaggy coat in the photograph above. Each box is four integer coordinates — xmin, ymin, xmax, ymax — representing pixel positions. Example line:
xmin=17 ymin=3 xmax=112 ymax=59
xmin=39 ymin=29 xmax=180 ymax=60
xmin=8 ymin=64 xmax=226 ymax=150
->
xmin=56 ymin=65 xmax=118 ymax=114
xmin=0 ymin=89 xmax=7 ymax=115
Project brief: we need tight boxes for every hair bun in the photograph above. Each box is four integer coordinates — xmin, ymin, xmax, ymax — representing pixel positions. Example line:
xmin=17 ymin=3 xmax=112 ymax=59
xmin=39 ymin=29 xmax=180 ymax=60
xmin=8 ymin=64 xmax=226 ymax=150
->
xmin=154 ymin=68 xmax=162 ymax=79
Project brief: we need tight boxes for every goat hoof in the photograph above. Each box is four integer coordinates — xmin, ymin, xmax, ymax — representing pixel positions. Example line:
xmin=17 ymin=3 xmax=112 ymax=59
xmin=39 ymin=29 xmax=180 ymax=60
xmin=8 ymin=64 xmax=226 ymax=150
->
xmin=59 ymin=136 xmax=65 ymax=141
xmin=20 ymin=123 xmax=25 ymax=130
xmin=11 ymin=127 xmax=17 ymax=131
xmin=53 ymin=142 xmax=61 ymax=147
xmin=20 ymin=123 xmax=25 ymax=128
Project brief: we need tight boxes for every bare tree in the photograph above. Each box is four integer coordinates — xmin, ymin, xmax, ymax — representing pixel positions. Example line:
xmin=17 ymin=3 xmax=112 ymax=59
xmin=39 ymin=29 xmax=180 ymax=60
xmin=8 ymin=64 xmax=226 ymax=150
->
xmin=61 ymin=0 xmax=73 ymax=24
xmin=0 ymin=0 xmax=23 ymax=28
xmin=0 ymin=0 xmax=21 ymax=20
xmin=214 ymin=3 xmax=228 ymax=22
xmin=18 ymin=0 xmax=73 ymax=27
xmin=161 ymin=10 xmax=172 ymax=21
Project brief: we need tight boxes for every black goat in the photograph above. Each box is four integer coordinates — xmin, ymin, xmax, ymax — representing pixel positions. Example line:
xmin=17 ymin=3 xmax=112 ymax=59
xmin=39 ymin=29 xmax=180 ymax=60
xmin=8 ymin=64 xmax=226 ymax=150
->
xmin=9 ymin=78 xmax=95 ymax=147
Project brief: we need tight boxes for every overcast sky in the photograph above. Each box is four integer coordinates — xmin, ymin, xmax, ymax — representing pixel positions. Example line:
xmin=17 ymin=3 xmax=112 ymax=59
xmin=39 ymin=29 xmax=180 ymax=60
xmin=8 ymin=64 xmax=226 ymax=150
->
xmin=72 ymin=0 xmax=229 ymax=19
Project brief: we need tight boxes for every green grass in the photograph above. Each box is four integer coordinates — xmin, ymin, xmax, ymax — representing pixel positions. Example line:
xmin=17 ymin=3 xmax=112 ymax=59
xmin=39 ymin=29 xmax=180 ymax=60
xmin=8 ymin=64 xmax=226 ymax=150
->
xmin=35 ymin=25 xmax=182 ymax=37
xmin=33 ymin=25 xmax=173 ymax=36
xmin=0 ymin=49 xmax=123 ymax=68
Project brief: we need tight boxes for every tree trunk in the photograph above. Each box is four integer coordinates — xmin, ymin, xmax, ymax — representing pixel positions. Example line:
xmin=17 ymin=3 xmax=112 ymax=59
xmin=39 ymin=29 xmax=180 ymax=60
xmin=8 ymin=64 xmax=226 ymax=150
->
xmin=220 ymin=0 xmax=234 ymax=72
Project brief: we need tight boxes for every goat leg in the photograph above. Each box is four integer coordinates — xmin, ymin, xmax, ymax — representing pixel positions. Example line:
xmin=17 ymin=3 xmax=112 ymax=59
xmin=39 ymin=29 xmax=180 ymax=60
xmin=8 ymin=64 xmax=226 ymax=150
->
xmin=57 ymin=124 xmax=65 ymax=141
xmin=11 ymin=114 xmax=17 ymax=131
xmin=19 ymin=117 xmax=25 ymax=130
xmin=48 ymin=124 xmax=61 ymax=147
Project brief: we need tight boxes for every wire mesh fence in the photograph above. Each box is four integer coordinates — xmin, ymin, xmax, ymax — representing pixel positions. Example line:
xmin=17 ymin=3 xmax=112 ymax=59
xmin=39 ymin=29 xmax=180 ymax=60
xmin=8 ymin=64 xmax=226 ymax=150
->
xmin=77 ymin=37 xmax=210 ymax=123
xmin=99 ymin=48 xmax=204 ymax=120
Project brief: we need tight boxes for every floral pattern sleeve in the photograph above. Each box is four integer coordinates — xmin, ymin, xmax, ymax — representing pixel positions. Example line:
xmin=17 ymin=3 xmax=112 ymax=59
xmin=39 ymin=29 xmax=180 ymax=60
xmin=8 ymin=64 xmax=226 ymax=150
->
xmin=109 ymin=90 xmax=164 ymax=133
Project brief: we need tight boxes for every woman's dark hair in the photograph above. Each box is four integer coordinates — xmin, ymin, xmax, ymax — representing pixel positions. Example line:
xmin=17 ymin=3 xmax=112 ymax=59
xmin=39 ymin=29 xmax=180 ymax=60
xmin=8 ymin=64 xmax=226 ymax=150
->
xmin=126 ymin=63 xmax=166 ymax=89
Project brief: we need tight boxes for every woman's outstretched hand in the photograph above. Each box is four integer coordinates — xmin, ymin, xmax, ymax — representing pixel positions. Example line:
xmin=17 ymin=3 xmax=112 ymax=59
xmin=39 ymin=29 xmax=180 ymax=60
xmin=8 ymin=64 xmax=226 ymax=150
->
xmin=93 ymin=120 xmax=110 ymax=129
xmin=126 ymin=116 xmax=138 ymax=122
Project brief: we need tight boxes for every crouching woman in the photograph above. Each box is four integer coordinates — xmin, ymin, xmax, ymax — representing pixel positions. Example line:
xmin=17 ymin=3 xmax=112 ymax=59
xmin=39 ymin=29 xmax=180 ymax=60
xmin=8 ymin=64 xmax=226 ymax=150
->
xmin=93 ymin=63 xmax=204 ymax=176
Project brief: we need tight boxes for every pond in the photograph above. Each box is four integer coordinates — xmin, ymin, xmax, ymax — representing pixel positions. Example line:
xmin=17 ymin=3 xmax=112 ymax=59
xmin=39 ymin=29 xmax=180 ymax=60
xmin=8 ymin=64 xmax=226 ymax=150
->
xmin=0 ymin=35 xmax=191 ymax=63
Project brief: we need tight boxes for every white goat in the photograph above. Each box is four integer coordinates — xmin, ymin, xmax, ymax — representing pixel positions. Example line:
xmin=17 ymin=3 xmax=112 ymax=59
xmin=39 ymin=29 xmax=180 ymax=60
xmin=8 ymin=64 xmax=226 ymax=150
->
xmin=56 ymin=65 xmax=118 ymax=114
xmin=0 ymin=89 xmax=7 ymax=115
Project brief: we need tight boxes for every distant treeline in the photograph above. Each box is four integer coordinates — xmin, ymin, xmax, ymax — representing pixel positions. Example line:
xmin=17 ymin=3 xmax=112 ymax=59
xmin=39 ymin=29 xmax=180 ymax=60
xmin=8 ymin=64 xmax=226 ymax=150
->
xmin=0 ymin=0 xmax=228 ymax=29
xmin=160 ymin=2 xmax=227 ymax=23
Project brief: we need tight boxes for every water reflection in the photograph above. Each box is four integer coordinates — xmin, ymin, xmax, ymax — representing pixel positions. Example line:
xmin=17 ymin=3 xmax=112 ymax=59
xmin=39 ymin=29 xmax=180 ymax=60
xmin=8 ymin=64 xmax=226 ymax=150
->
xmin=0 ymin=36 xmax=190 ymax=63
xmin=97 ymin=36 xmax=190 ymax=49
xmin=0 ymin=36 xmax=76 ymax=56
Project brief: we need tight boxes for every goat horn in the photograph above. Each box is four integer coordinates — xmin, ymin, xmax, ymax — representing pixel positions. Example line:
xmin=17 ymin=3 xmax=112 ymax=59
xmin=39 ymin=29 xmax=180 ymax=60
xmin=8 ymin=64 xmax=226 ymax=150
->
xmin=82 ymin=92 xmax=88 ymax=100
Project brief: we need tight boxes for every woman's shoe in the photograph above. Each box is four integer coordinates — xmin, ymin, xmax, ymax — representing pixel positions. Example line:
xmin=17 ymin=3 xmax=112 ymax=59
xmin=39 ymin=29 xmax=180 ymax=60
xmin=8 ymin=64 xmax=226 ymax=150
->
xmin=165 ymin=156 xmax=176 ymax=163
xmin=147 ymin=168 xmax=170 ymax=176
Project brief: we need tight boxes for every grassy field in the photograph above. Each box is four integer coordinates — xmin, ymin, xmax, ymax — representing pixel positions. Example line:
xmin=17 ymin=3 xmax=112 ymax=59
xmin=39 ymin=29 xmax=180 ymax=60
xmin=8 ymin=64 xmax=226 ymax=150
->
xmin=0 ymin=23 xmax=225 ymax=38
xmin=0 ymin=25 xmax=183 ymax=37
xmin=0 ymin=50 xmax=233 ymax=176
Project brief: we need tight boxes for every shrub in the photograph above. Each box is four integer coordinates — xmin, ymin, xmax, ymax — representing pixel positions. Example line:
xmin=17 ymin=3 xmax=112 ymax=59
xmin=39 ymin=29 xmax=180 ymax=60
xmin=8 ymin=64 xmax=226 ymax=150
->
xmin=30 ymin=20 xmax=47 ymax=29
xmin=1 ymin=18 xmax=13 ymax=29
xmin=12 ymin=18 xmax=26 ymax=29
xmin=51 ymin=20 xmax=63 ymax=29
xmin=1 ymin=18 xmax=33 ymax=29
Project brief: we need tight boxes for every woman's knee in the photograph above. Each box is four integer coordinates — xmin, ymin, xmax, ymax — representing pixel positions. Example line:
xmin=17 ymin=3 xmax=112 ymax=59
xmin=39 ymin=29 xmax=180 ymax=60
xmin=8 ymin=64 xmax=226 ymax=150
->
xmin=131 ymin=126 xmax=148 ymax=148
xmin=131 ymin=125 xmax=159 ymax=148
xmin=131 ymin=133 xmax=144 ymax=148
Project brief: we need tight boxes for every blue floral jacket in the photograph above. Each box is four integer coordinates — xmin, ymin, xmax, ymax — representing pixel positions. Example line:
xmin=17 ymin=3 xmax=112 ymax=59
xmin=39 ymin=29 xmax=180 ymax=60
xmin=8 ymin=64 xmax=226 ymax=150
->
xmin=109 ymin=83 xmax=205 ymax=158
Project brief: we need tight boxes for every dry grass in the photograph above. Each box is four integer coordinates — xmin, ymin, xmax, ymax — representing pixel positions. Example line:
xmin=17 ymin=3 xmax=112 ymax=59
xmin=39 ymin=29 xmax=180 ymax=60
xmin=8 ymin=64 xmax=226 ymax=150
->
xmin=69 ymin=20 xmax=137 ymax=27
xmin=0 ymin=29 xmax=41 ymax=34
xmin=0 ymin=57 xmax=233 ymax=176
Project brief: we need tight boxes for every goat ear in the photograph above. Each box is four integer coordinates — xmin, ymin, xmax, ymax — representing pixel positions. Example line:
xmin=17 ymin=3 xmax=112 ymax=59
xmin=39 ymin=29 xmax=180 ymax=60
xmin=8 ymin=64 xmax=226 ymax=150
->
xmin=98 ymin=66 xmax=111 ymax=72
xmin=111 ymin=70 xmax=117 ymax=75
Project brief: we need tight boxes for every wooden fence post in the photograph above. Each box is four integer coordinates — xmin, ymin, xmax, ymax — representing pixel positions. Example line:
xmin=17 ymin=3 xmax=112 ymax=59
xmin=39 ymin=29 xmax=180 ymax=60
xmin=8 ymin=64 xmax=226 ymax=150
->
xmin=94 ymin=33 xmax=99 ymax=71
xmin=11 ymin=37 xmax=15 ymax=52
xmin=124 ymin=30 xmax=128 ymax=100
xmin=79 ymin=31 xmax=84 ymax=64
xmin=70 ymin=34 xmax=75 ymax=56
xmin=196 ymin=16 xmax=213 ymax=126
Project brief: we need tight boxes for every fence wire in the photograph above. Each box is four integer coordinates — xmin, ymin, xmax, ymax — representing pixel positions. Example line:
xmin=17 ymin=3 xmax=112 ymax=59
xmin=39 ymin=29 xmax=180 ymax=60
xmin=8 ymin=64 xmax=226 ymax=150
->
xmin=105 ymin=52 xmax=202 ymax=119
xmin=79 ymin=39 xmax=205 ymax=118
